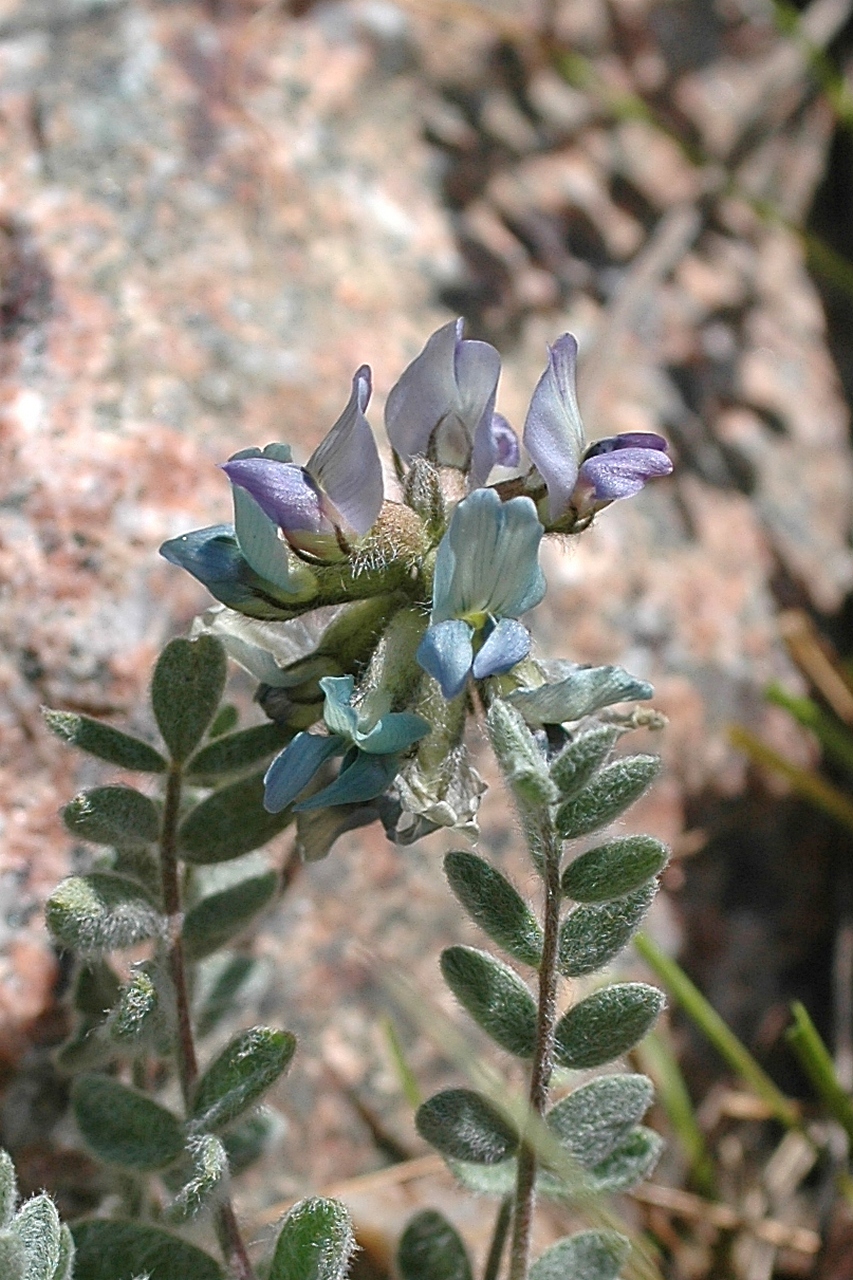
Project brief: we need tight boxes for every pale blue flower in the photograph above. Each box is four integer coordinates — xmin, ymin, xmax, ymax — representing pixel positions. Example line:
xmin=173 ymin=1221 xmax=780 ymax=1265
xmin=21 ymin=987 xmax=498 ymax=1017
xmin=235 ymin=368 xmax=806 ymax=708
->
xmin=222 ymin=366 xmax=383 ymax=559
xmin=263 ymin=675 xmax=430 ymax=813
xmin=385 ymin=319 xmax=517 ymax=486
xmin=158 ymin=524 xmax=313 ymax=619
xmin=416 ymin=488 xmax=546 ymax=699
xmin=523 ymin=335 xmax=672 ymax=524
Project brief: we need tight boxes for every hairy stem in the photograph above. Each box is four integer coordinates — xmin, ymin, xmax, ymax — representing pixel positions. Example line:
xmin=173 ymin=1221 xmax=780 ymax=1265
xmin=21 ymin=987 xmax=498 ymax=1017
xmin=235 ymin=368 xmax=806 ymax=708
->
xmin=508 ymin=818 xmax=563 ymax=1280
xmin=161 ymin=767 xmax=198 ymax=1106
xmin=160 ymin=765 xmax=257 ymax=1280
xmin=483 ymin=1196 xmax=512 ymax=1280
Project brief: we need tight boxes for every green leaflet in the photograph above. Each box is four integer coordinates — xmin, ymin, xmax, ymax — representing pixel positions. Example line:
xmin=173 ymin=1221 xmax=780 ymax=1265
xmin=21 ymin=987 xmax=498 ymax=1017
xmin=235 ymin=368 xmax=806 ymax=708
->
xmin=0 ymin=1233 xmax=25 ymax=1279
xmin=52 ymin=1226 xmax=75 ymax=1280
xmin=555 ymin=756 xmax=660 ymax=840
xmin=73 ymin=960 xmax=122 ymax=1020
xmin=178 ymin=772 xmax=294 ymax=863
xmin=486 ymin=699 xmax=558 ymax=808
xmin=167 ymin=1134 xmax=229 ymax=1221
xmin=546 ymin=1074 xmax=654 ymax=1167
xmin=208 ymin=704 xmax=239 ymax=737
xmin=71 ymin=1221 xmax=224 ymax=1280
xmin=12 ymin=1195 xmax=61 ymax=1280
xmin=221 ymin=1110 xmax=277 ymax=1175
xmin=549 ymin=725 xmax=618 ymax=800
xmin=109 ymin=963 xmax=164 ymax=1047
xmin=440 ymin=947 xmax=537 ymax=1058
xmin=269 ymin=1198 xmax=355 ymax=1280
xmin=183 ymin=872 xmax=278 ymax=961
xmin=444 ymin=1159 xmax=516 ymax=1198
xmin=191 ymin=1027 xmax=297 ymax=1132
xmin=553 ymin=983 xmax=665 ymax=1069
xmin=398 ymin=1210 xmax=473 ymax=1280
xmin=46 ymin=874 xmax=163 ymax=954
xmin=584 ymin=1126 xmax=663 ymax=1193
xmin=0 ymin=1149 xmax=17 ymax=1228
xmin=444 ymin=851 xmax=543 ymax=967
xmin=185 ymin=722 xmax=292 ymax=782
xmin=62 ymin=786 xmax=160 ymax=847
xmin=42 ymin=709 xmax=167 ymax=773
xmin=562 ymin=835 xmax=669 ymax=901
xmin=151 ymin=636 xmax=227 ymax=764
xmin=558 ymin=883 xmax=656 ymax=977
xmin=416 ymin=1089 xmax=518 ymax=1165
xmin=529 ymin=1230 xmax=630 ymax=1280
xmin=195 ymin=955 xmax=257 ymax=1039
xmin=72 ymin=1076 xmax=184 ymax=1171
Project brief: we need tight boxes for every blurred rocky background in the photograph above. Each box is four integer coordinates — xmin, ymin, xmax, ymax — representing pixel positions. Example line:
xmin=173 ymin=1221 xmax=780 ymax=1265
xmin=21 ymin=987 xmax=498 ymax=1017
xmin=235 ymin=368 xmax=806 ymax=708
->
xmin=3 ymin=0 xmax=853 ymax=1275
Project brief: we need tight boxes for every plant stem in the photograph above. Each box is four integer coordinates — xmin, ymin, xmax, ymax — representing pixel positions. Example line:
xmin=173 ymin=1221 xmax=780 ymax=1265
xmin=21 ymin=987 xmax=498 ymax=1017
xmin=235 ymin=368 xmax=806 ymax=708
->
xmin=508 ymin=819 xmax=562 ymax=1280
xmin=161 ymin=767 xmax=198 ymax=1106
xmin=160 ymin=764 xmax=257 ymax=1280
xmin=483 ymin=1196 xmax=512 ymax=1280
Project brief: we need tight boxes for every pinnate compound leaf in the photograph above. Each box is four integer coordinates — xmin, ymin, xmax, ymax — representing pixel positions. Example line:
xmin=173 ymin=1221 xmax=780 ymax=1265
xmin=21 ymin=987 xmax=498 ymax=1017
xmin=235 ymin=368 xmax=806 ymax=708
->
xmin=191 ymin=1027 xmax=296 ymax=1131
xmin=554 ymin=984 xmax=664 ymax=1069
xmin=178 ymin=772 xmax=294 ymax=863
xmin=186 ymin=722 xmax=292 ymax=781
xmin=558 ymin=884 xmax=656 ymax=977
xmin=547 ymin=1074 xmax=654 ymax=1168
xmin=0 ymin=1149 xmax=17 ymax=1227
xmin=444 ymin=851 xmax=542 ymax=967
xmin=269 ymin=1197 xmax=355 ymax=1280
xmin=0 ymin=1231 xmax=25 ymax=1278
xmin=151 ymin=636 xmax=227 ymax=764
xmin=46 ymin=874 xmax=163 ymax=953
xmin=72 ymin=1075 xmax=184 ymax=1170
xmin=585 ymin=1126 xmax=663 ymax=1193
xmin=398 ymin=1209 xmax=473 ymax=1280
xmin=562 ymin=835 xmax=670 ymax=902
xmin=550 ymin=726 xmax=618 ymax=801
xmin=43 ymin=709 xmax=167 ymax=773
xmin=529 ymin=1230 xmax=630 ymax=1280
xmin=555 ymin=756 xmax=660 ymax=841
xmin=416 ymin=1089 xmax=518 ymax=1165
xmin=440 ymin=947 xmax=537 ymax=1058
xmin=13 ymin=1194 xmax=61 ymax=1280
xmin=71 ymin=1220 xmax=224 ymax=1280
xmin=183 ymin=872 xmax=278 ymax=961
xmin=63 ymin=786 xmax=160 ymax=846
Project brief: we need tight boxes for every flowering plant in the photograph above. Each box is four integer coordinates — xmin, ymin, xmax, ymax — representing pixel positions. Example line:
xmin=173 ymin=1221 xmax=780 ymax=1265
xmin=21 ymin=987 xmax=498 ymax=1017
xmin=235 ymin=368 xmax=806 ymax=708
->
xmin=34 ymin=321 xmax=672 ymax=1280
xmin=162 ymin=320 xmax=671 ymax=849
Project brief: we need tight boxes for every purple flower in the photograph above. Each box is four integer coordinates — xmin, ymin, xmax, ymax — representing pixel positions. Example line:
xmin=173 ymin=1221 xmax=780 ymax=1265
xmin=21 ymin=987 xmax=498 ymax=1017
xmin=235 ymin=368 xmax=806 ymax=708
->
xmin=523 ymin=335 xmax=672 ymax=525
xmin=222 ymin=366 xmax=383 ymax=559
xmin=576 ymin=433 xmax=672 ymax=504
xmin=385 ymin=319 xmax=518 ymax=486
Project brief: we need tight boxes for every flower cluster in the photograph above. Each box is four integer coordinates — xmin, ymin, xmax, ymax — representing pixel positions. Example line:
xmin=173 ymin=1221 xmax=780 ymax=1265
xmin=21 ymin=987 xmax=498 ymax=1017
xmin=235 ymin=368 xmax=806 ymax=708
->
xmin=162 ymin=320 xmax=672 ymax=849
